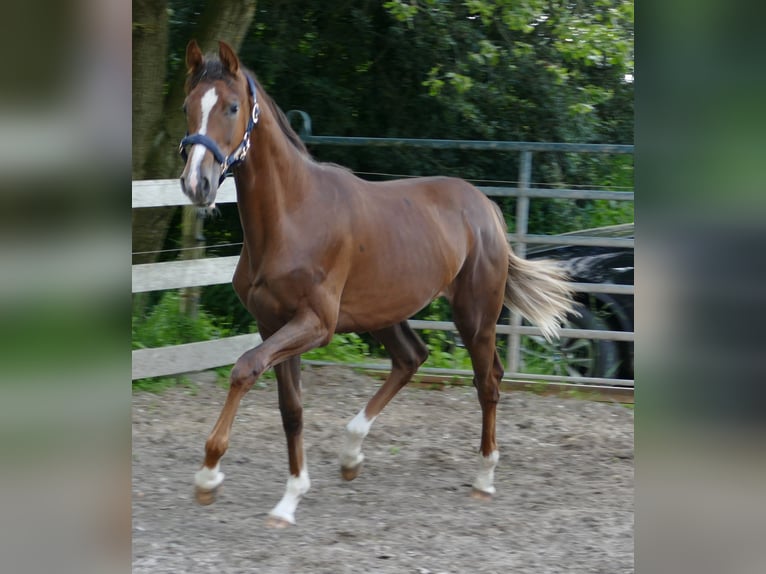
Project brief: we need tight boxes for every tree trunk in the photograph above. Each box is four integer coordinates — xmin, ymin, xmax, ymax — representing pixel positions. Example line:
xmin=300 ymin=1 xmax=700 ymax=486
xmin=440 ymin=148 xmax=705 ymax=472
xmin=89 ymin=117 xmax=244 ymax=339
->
xmin=132 ymin=0 xmax=169 ymax=181
xmin=132 ymin=0 xmax=257 ymax=269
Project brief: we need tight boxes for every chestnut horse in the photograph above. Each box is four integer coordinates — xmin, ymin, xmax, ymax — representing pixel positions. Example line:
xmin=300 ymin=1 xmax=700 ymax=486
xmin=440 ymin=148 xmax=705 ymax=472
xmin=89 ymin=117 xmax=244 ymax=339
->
xmin=179 ymin=40 xmax=575 ymax=527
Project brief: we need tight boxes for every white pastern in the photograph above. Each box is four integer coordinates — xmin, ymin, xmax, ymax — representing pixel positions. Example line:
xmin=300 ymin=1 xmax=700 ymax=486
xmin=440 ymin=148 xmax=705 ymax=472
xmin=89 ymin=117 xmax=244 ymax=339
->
xmin=194 ymin=463 xmax=225 ymax=491
xmin=340 ymin=409 xmax=376 ymax=469
xmin=188 ymin=87 xmax=218 ymax=189
xmin=472 ymin=450 xmax=500 ymax=494
xmin=268 ymin=468 xmax=311 ymax=525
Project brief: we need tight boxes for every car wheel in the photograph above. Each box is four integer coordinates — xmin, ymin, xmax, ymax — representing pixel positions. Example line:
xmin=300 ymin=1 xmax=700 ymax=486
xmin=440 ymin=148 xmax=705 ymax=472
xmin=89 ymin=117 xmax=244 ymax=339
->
xmin=520 ymin=307 xmax=620 ymax=379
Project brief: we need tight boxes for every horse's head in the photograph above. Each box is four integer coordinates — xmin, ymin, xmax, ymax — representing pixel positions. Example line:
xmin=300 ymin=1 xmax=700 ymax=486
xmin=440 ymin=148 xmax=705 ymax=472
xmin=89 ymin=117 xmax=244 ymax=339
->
xmin=179 ymin=40 xmax=259 ymax=207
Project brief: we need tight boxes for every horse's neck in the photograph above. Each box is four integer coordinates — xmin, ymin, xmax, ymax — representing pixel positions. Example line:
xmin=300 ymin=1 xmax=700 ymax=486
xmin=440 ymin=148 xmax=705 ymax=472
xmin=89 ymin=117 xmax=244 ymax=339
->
xmin=235 ymin=116 xmax=312 ymax=253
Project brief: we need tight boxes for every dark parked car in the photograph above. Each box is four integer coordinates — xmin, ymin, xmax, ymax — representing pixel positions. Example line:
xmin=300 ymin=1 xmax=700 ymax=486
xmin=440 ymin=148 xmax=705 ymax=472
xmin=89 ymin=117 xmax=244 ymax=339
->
xmin=522 ymin=223 xmax=634 ymax=380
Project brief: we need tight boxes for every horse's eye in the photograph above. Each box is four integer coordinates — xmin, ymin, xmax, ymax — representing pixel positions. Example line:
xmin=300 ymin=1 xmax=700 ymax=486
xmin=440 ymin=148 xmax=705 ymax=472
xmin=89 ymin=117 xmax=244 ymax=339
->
xmin=182 ymin=104 xmax=187 ymax=115
xmin=229 ymin=103 xmax=239 ymax=115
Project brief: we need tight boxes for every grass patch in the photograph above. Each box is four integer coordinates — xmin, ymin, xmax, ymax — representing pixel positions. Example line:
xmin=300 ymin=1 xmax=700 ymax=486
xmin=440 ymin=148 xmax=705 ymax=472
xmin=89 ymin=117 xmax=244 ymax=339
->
xmin=132 ymin=375 xmax=196 ymax=394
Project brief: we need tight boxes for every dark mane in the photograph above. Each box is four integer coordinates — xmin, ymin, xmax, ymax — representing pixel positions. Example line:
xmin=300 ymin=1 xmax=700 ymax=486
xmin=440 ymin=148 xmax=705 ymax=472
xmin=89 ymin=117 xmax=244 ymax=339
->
xmin=187 ymin=57 xmax=311 ymax=159
xmin=249 ymin=72 xmax=311 ymax=158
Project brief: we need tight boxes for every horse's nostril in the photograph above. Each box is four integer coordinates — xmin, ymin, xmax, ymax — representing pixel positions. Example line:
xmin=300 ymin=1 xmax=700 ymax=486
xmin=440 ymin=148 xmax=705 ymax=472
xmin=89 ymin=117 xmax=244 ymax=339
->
xmin=201 ymin=176 xmax=211 ymax=195
xmin=180 ymin=176 xmax=187 ymax=193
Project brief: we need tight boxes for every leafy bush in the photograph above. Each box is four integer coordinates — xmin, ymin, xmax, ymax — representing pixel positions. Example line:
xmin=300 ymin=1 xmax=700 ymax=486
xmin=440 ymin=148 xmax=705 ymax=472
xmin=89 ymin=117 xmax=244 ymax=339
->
xmin=303 ymin=333 xmax=370 ymax=363
xmin=417 ymin=299 xmax=474 ymax=370
xmin=132 ymin=291 xmax=231 ymax=350
xmin=132 ymin=292 xmax=234 ymax=392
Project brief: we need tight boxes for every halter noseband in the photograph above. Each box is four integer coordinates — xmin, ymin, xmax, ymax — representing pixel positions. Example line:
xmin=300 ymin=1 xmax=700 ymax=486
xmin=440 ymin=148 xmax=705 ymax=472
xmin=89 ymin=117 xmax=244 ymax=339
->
xmin=179 ymin=73 xmax=261 ymax=185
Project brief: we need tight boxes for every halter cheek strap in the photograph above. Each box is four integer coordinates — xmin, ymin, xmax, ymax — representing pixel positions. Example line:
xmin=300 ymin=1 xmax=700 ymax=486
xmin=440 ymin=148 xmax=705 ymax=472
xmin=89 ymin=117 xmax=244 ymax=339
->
xmin=179 ymin=73 xmax=261 ymax=186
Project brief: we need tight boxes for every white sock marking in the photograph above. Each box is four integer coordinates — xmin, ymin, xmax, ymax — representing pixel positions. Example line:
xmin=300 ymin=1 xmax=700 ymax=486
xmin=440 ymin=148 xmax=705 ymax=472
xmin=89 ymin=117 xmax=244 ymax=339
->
xmin=268 ymin=467 xmax=311 ymax=525
xmin=188 ymin=87 xmax=218 ymax=190
xmin=340 ymin=409 xmax=376 ymax=469
xmin=194 ymin=463 xmax=224 ymax=491
xmin=472 ymin=450 xmax=500 ymax=494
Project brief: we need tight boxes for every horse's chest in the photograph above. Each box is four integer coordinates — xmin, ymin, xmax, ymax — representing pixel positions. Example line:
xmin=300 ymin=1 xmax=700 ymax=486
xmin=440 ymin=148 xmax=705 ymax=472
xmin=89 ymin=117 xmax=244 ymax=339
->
xmin=234 ymin=263 xmax=323 ymax=322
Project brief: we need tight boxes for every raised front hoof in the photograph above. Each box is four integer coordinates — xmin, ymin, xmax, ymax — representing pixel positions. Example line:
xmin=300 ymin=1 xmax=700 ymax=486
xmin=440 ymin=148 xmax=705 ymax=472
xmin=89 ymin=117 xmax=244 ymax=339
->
xmin=470 ymin=488 xmax=494 ymax=501
xmin=194 ymin=487 xmax=219 ymax=505
xmin=265 ymin=515 xmax=294 ymax=529
xmin=340 ymin=463 xmax=362 ymax=481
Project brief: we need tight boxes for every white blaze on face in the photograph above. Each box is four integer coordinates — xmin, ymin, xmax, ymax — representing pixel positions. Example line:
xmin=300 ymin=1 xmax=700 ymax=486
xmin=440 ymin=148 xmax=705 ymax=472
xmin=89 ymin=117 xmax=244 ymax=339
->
xmin=188 ymin=87 xmax=219 ymax=190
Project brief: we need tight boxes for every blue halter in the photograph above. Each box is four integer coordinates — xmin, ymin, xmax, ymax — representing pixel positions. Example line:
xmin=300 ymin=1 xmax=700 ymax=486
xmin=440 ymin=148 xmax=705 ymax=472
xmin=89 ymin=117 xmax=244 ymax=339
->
xmin=179 ymin=73 xmax=261 ymax=185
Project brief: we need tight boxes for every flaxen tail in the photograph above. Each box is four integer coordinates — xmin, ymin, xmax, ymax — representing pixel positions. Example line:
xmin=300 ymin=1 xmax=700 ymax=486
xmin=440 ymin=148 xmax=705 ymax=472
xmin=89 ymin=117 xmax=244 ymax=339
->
xmin=486 ymin=199 xmax=577 ymax=341
xmin=504 ymin=249 xmax=578 ymax=342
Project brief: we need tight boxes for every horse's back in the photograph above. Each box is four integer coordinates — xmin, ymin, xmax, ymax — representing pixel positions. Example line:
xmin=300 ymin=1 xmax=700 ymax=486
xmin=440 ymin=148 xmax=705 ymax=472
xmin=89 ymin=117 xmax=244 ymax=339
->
xmin=351 ymin=174 xmax=495 ymax=261
xmin=370 ymin=174 xmax=507 ymax=254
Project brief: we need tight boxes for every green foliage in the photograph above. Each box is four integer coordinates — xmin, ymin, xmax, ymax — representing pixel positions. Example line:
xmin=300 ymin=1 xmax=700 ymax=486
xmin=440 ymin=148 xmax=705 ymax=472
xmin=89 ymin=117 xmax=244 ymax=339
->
xmin=303 ymin=333 xmax=371 ymax=363
xmin=228 ymin=0 xmax=634 ymax=233
xmin=422 ymin=331 xmax=473 ymax=370
xmin=383 ymin=1 xmax=418 ymax=24
xmin=525 ymin=196 xmax=633 ymax=235
xmin=132 ymin=291 xmax=231 ymax=350
xmin=132 ymin=292 xmax=233 ymax=392
xmin=417 ymin=299 xmax=474 ymax=370
xmin=132 ymin=376 xmax=197 ymax=395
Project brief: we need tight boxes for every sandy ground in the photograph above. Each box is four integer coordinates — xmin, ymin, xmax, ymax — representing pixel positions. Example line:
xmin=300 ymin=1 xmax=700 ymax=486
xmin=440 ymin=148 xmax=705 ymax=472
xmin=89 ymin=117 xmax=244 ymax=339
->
xmin=132 ymin=365 xmax=633 ymax=573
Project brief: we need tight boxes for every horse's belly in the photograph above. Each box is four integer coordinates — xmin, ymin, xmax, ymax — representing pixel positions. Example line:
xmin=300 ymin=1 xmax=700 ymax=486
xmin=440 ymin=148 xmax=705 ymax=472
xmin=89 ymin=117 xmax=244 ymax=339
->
xmin=335 ymin=280 xmax=443 ymax=333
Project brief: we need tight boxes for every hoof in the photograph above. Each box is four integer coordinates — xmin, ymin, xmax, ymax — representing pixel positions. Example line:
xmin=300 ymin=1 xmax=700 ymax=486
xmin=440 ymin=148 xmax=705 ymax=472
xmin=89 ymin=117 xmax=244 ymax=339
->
xmin=340 ymin=463 xmax=362 ymax=481
xmin=470 ymin=488 xmax=493 ymax=501
xmin=195 ymin=487 xmax=218 ymax=505
xmin=266 ymin=515 xmax=294 ymax=529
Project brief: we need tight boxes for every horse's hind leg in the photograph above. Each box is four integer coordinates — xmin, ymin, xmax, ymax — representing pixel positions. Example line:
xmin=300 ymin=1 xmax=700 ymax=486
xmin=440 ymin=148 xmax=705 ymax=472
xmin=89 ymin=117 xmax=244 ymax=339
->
xmin=450 ymin=276 xmax=506 ymax=499
xmin=339 ymin=321 xmax=428 ymax=480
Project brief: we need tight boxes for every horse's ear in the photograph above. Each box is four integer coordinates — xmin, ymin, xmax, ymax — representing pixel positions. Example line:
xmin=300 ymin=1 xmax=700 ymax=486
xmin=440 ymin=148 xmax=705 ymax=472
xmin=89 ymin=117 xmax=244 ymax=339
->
xmin=186 ymin=39 xmax=204 ymax=73
xmin=219 ymin=41 xmax=240 ymax=75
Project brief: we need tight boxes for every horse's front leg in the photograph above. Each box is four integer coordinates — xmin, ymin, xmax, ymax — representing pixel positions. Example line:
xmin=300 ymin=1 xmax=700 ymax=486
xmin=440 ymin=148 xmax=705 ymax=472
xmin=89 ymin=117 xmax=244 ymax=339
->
xmin=193 ymin=309 xmax=332 ymax=526
xmin=266 ymin=355 xmax=310 ymax=528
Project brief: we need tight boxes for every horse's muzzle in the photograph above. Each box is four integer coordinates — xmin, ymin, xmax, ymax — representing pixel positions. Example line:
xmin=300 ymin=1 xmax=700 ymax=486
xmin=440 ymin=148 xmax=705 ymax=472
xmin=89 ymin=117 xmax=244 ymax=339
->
xmin=180 ymin=164 xmax=219 ymax=207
